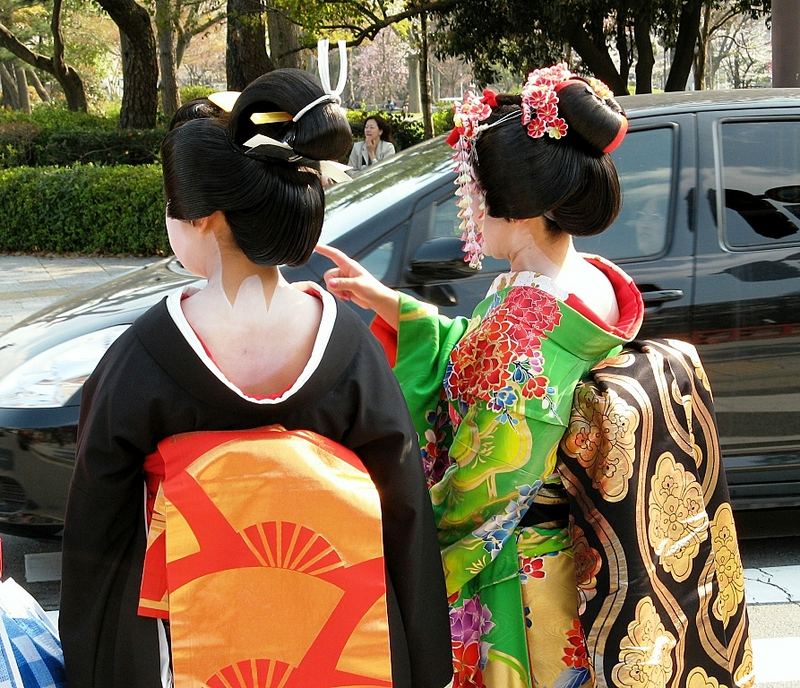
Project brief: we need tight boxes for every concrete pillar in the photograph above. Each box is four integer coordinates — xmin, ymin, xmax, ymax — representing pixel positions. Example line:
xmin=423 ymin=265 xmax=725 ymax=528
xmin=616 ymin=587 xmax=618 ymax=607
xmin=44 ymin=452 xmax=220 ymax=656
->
xmin=772 ymin=0 xmax=800 ymax=87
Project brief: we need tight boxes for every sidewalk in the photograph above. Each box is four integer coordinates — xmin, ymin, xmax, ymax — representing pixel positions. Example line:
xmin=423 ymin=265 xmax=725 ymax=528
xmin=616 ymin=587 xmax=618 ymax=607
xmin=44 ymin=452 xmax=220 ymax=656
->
xmin=0 ymin=255 xmax=158 ymax=334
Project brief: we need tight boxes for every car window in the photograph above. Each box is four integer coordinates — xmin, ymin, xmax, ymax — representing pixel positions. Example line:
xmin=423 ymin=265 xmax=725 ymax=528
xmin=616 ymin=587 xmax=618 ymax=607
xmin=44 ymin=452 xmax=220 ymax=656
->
xmin=718 ymin=120 xmax=800 ymax=249
xmin=359 ymin=240 xmax=395 ymax=281
xmin=575 ymin=126 xmax=673 ymax=260
xmin=427 ymin=196 xmax=506 ymax=272
xmin=320 ymin=137 xmax=453 ymax=245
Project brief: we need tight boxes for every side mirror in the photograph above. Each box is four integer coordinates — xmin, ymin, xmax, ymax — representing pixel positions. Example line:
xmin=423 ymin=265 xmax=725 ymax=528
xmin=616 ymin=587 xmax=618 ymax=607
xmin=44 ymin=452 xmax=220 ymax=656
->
xmin=407 ymin=237 xmax=475 ymax=283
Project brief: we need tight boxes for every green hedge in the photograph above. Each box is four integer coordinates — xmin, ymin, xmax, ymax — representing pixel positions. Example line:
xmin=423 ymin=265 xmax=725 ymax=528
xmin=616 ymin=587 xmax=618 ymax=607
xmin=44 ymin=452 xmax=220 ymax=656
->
xmin=0 ymin=164 xmax=168 ymax=255
xmin=0 ymin=105 xmax=115 ymax=131
xmin=0 ymin=106 xmax=165 ymax=168
xmin=179 ymin=85 xmax=216 ymax=103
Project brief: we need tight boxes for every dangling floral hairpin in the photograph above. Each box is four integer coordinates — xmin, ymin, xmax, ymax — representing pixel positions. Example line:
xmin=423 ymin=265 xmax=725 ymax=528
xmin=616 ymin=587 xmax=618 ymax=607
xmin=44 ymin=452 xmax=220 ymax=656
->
xmin=447 ymin=88 xmax=497 ymax=269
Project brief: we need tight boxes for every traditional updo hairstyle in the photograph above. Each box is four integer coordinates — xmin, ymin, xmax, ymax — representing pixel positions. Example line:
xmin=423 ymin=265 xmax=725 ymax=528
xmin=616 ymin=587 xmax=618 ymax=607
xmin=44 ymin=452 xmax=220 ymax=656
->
xmin=473 ymin=78 xmax=627 ymax=237
xmin=161 ymin=68 xmax=353 ymax=266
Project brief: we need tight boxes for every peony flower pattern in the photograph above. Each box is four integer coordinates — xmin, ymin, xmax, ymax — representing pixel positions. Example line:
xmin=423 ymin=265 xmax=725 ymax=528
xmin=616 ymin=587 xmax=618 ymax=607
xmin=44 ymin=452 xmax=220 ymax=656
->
xmin=445 ymin=288 xmax=562 ymax=412
xmin=710 ymin=503 xmax=745 ymax=627
xmin=560 ymin=384 xmax=638 ymax=502
xmin=571 ymin=522 xmax=601 ymax=614
xmin=648 ymin=451 xmax=708 ymax=582
xmin=450 ymin=596 xmax=495 ymax=688
xmin=612 ymin=596 xmax=676 ymax=688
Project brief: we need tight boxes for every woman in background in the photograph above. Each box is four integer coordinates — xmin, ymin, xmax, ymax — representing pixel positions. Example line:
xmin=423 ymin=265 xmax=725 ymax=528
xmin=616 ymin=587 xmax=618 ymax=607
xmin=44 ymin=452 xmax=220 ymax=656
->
xmin=348 ymin=114 xmax=396 ymax=171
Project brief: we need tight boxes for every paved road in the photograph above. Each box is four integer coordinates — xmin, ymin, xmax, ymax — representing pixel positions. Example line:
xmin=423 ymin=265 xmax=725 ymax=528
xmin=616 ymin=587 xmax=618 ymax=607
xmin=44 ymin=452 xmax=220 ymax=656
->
xmin=1 ymin=256 xmax=799 ymax=686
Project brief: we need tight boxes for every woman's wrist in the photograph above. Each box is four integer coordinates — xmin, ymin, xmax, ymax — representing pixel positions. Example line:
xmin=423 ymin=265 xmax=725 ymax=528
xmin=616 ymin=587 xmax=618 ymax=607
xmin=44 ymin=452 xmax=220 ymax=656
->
xmin=372 ymin=284 xmax=401 ymax=330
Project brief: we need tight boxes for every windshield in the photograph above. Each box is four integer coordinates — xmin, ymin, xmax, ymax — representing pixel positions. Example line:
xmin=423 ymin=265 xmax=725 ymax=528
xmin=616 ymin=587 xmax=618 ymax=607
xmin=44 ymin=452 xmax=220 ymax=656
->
xmin=320 ymin=136 xmax=454 ymax=244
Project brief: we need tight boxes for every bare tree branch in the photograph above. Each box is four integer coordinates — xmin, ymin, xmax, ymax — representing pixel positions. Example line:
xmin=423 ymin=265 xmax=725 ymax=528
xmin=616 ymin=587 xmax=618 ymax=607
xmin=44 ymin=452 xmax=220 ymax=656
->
xmin=267 ymin=0 xmax=459 ymax=51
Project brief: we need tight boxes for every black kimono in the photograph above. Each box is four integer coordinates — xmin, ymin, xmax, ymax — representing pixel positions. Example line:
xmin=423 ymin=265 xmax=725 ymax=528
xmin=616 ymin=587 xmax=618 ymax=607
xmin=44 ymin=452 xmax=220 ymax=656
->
xmin=59 ymin=287 xmax=452 ymax=688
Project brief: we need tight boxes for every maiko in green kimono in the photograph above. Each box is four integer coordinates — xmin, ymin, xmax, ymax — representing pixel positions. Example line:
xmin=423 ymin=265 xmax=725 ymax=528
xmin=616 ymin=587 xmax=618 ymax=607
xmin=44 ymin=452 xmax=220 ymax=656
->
xmin=320 ymin=63 xmax=755 ymax=688
xmin=373 ymin=262 xmax=643 ymax=687
xmin=319 ymin=64 xmax=639 ymax=687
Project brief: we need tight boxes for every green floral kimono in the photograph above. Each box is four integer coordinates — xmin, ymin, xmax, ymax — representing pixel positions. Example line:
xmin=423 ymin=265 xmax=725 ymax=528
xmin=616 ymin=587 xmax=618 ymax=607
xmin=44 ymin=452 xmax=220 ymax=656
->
xmin=372 ymin=258 xmax=644 ymax=688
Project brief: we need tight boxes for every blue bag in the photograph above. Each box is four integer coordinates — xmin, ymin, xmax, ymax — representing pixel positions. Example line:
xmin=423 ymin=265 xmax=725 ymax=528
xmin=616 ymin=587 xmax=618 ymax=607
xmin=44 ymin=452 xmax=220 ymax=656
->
xmin=0 ymin=578 xmax=65 ymax=688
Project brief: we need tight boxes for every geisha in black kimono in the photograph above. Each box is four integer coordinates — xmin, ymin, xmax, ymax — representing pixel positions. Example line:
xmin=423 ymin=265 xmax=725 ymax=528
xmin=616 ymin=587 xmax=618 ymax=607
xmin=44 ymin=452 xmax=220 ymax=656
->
xmin=58 ymin=67 xmax=453 ymax=688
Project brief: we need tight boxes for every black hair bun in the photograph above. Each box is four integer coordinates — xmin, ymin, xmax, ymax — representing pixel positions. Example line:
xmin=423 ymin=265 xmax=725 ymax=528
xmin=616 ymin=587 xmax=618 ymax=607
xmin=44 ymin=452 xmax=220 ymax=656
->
xmin=227 ymin=68 xmax=352 ymax=163
xmin=554 ymin=78 xmax=628 ymax=155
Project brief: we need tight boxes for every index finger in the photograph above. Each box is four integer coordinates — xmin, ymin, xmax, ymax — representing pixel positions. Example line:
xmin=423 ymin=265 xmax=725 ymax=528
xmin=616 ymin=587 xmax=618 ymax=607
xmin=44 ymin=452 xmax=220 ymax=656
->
xmin=314 ymin=243 xmax=359 ymax=269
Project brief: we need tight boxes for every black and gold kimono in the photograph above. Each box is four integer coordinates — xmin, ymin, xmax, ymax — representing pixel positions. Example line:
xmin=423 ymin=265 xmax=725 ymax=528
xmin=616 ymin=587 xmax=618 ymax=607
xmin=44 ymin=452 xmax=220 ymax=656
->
xmin=557 ymin=338 xmax=754 ymax=688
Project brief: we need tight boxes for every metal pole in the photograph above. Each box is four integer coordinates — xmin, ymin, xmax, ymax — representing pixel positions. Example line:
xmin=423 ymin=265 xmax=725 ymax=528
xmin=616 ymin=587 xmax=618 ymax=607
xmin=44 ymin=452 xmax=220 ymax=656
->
xmin=772 ymin=0 xmax=800 ymax=86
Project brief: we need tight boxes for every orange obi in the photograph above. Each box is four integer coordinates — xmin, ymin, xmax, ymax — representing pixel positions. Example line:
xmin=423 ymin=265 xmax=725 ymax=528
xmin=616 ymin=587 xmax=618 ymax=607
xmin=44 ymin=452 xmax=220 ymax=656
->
xmin=138 ymin=425 xmax=393 ymax=687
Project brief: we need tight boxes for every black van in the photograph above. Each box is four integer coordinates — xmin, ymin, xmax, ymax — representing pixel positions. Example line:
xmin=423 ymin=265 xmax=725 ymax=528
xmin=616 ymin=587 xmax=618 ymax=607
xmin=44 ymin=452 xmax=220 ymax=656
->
xmin=0 ymin=89 xmax=797 ymax=533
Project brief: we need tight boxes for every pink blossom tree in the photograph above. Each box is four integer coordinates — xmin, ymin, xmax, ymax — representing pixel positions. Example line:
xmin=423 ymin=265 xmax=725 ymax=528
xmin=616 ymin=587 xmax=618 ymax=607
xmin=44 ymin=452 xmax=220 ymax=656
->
xmin=351 ymin=27 xmax=409 ymax=108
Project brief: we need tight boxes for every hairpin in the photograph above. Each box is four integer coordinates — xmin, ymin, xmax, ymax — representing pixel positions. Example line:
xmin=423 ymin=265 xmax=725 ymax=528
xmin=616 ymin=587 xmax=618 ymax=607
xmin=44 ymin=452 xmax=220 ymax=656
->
xmin=242 ymin=134 xmax=351 ymax=183
xmin=448 ymin=89 xmax=497 ymax=269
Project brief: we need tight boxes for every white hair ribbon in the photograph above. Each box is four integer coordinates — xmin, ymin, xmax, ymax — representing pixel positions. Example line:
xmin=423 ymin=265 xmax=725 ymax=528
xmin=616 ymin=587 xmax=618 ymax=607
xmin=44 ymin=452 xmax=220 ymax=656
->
xmin=293 ymin=39 xmax=348 ymax=122
xmin=317 ymin=38 xmax=348 ymax=97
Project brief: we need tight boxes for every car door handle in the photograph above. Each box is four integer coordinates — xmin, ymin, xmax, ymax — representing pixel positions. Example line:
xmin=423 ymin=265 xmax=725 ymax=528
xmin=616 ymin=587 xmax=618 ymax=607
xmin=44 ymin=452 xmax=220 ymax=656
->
xmin=642 ymin=289 xmax=684 ymax=305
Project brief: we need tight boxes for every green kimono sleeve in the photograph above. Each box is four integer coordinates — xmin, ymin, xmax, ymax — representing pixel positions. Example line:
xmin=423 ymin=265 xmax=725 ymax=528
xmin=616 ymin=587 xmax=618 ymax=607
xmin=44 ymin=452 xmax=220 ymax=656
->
xmin=392 ymin=293 xmax=471 ymax=453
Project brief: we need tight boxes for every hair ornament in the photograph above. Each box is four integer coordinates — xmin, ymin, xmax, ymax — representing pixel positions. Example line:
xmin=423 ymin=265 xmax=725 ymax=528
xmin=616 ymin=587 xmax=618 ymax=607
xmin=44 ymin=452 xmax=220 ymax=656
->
xmin=208 ymin=40 xmax=348 ymax=127
xmin=207 ymin=91 xmax=240 ymax=112
xmin=293 ymin=39 xmax=348 ymax=122
xmin=448 ymin=88 xmax=497 ymax=269
xmin=242 ymin=134 xmax=351 ymax=183
xmin=520 ymin=62 xmax=573 ymax=139
xmin=208 ymin=90 xmax=293 ymax=124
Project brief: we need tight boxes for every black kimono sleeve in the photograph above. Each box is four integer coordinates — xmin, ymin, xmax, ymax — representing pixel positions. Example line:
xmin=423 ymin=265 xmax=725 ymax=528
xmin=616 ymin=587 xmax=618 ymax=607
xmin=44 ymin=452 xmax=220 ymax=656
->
xmin=59 ymin=333 xmax=164 ymax=688
xmin=341 ymin=330 xmax=453 ymax=688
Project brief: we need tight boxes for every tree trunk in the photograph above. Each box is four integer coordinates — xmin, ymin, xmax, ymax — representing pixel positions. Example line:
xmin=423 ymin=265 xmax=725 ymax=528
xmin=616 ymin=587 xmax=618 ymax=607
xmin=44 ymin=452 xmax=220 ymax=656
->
xmin=96 ymin=0 xmax=158 ymax=127
xmin=27 ymin=68 xmax=50 ymax=102
xmin=615 ymin=2 xmax=631 ymax=86
xmin=694 ymin=3 xmax=711 ymax=89
xmin=665 ymin=0 xmax=703 ymax=91
xmin=564 ymin=20 xmax=629 ymax=95
xmin=419 ymin=12 xmax=433 ymax=139
xmin=634 ymin=15 xmax=655 ymax=93
xmin=267 ymin=8 xmax=303 ymax=69
xmin=407 ymin=53 xmax=420 ymax=111
xmin=0 ymin=63 xmax=19 ymax=109
xmin=14 ymin=63 xmax=30 ymax=113
xmin=155 ymin=0 xmax=179 ymax=118
xmin=226 ymin=0 xmax=272 ymax=90
xmin=51 ymin=0 xmax=88 ymax=111
xmin=772 ymin=0 xmax=800 ymax=87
